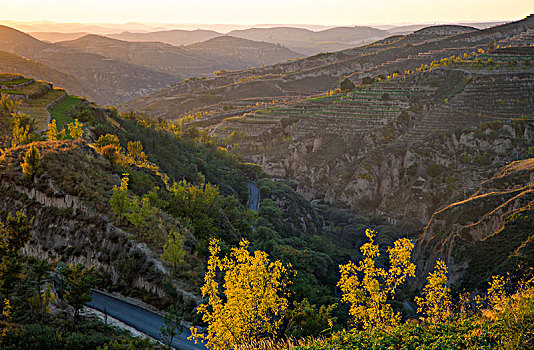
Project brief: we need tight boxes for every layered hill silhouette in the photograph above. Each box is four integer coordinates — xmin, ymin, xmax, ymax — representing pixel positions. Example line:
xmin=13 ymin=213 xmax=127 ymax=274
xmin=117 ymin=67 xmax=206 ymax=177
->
xmin=0 ymin=25 xmax=177 ymax=105
xmin=107 ymin=28 xmax=223 ymax=46
xmin=57 ymin=34 xmax=301 ymax=75
xmin=228 ymin=26 xmax=389 ymax=55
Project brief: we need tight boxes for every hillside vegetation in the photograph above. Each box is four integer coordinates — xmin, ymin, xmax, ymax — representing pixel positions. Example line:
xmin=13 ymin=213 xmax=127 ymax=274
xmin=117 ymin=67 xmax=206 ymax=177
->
xmin=0 ymin=77 xmax=408 ymax=347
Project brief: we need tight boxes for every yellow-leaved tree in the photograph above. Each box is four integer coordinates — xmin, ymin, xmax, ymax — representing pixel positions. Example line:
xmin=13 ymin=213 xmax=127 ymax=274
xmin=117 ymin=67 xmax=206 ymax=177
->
xmin=20 ymin=144 xmax=41 ymax=181
xmin=337 ymin=229 xmax=415 ymax=330
xmin=415 ymin=259 xmax=452 ymax=324
xmin=46 ymin=119 xmax=66 ymax=141
xmin=190 ymin=238 xmax=290 ymax=350
xmin=67 ymin=119 xmax=84 ymax=140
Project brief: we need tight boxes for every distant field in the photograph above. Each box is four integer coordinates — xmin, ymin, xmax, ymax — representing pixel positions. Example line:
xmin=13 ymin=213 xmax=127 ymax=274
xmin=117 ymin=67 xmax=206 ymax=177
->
xmin=0 ymin=73 xmax=21 ymax=81
xmin=0 ymin=78 xmax=32 ymax=86
xmin=0 ymin=89 xmax=24 ymax=95
xmin=50 ymin=95 xmax=82 ymax=131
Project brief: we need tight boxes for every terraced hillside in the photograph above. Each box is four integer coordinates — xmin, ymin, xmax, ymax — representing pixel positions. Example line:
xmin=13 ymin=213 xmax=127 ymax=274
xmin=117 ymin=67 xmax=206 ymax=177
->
xmin=0 ymin=50 xmax=105 ymax=103
xmin=0 ymin=74 xmax=84 ymax=132
xmin=212 ymin=46 xmax=534 ymax=231
xmin=123 ymin=15 xmax=534 ymax=120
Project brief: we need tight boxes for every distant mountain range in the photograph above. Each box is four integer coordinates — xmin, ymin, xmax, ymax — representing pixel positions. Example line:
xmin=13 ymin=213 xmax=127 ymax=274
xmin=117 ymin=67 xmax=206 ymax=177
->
xmin=103 ymin=26 xmax=389 ymax=55
xmin=0 ymin=25 xmax=301 ymax=105
xmin=106 ymin=29 xmax=222 ymax=46
xmin=228 ymin=26 xmax=388 ymax=55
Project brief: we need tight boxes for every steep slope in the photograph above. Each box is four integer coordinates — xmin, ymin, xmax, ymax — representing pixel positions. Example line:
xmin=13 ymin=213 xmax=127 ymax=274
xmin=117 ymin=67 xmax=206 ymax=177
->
xmin=123 ymin=15 xmax=533 ymax=120
xmin=0 ymin=25 xmax=178 ymax=105
xmin=107 ymin=29 xmax=223 ymax=46
xmin=1 ymin=76 xmax=376 ymax=324
xmin=415 ymin=158 xmax=534 ymax=290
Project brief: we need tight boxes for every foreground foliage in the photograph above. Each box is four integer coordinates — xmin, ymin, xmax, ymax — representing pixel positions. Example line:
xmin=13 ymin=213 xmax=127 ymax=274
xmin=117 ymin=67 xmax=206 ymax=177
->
xmin=338 ymin=229 xmax=415 ymax=330
xmin=190 ymin=239 xmax=291 ymax=350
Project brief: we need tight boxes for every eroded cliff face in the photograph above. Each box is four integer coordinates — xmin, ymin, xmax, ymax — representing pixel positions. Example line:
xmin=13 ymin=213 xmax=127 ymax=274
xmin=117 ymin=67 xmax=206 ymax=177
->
xmin=414 ymin=158 xmax=534 ymax=289
xmin=0 ymin=179 xmax=168 ymax=298
xmin=0 ymin=141 xmax=197 ymax=302
xmin=239 ymin=117 xmax=534 ymax=231
xmin=219 ymin=62 xmax=534 ymax=231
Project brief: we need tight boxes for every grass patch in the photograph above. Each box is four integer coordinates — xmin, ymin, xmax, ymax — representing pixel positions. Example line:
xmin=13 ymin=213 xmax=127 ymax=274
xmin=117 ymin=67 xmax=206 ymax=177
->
xmin=50 ymin=95 xmax=82 ymax=130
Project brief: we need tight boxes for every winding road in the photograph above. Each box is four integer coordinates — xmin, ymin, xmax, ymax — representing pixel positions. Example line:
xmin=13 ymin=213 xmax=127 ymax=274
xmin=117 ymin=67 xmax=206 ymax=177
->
xmin=247 ymin=181 xmax=260 ymax=212
xmin=86 ymin=182 xmax=260 ymax=348
xmin=87 ymin=291 xmax=205 ymax=350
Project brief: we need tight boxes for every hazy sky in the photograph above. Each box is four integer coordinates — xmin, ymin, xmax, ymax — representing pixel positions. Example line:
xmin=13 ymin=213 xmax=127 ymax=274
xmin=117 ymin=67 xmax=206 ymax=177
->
xmin=1 ymin=0 xmax=532 ymax=25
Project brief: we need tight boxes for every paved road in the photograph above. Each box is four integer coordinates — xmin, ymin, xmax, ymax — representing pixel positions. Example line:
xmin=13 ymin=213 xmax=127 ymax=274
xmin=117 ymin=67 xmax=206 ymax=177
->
xmin=247 ymin=181 xmax=260 ymax=212
xmin=87 ymin=291 xmax=205 ymax=350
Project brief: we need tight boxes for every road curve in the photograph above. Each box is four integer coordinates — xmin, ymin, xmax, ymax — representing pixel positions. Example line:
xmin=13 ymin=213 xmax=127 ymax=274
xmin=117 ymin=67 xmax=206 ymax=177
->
xmin=87 ymin=291 xmax=205 ymax=350
xmin=247 ymin=181 xmax=260 ymax=212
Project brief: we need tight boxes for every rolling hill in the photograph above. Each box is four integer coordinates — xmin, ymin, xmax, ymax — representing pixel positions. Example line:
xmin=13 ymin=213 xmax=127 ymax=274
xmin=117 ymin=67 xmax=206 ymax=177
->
xmin=56 ymin=34 xmax=220 ymax=77
xmin=28 ymin=31 xmax=91 ymax=42
xmin=123 ymin=16 xmax=532 ymax=121
xmin=183 ymin=35 xmax=301 ymax=67
xmin=0 ymin=50 xmax=107 ymax=103
xmin=0 ymin=25 xmax=178 ymax=105
xmin=57 ymin=34 xmax=301 ymax=76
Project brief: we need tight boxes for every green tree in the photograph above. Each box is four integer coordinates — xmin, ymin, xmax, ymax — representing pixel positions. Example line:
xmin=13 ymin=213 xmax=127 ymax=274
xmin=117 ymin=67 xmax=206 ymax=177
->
xmin=160 ymin=305 xmax=183 ymax=349
xmin=340 ymin=78 xmax=355 ymax=91
xmin=58 ymin=263 xmax=98 ymax=322
xmin=109 ymin=175 xmax=130 ymax=224
xmin=337 ymin=229 xmax=415 ymax=330
xmin=162 ymin=229 xmax=186 ymax=271
xmin=67 ymin=119 xmax=84 ymax=140
xmin=125 ymin=197 xmax=156 ymax=230
xmin=20 ymin=144 xmax=41 ymax=180
xmin=112 ymin=254 xmax=137 ymax=286
xmin=285 ymin=299 xmax=337 ymax=338
xmin=0 ymin=93 xmax=20 ymax=149
xmin=362 ymin=76 xmax=375 ymax=85
xmin=169 ymin=180 xmax=220 ymax=240
xmin=28 ymin=284 xmax=57 ymax=323
xmin=190 ymin=239 xmax=290 ymax=350
xmin=101 ymin=144 xmax=121 ymax=166
xmin=0 ymin=211 xmax=33 ymax=294
xmin=95 ymin=134 xmax=121 ymax=152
